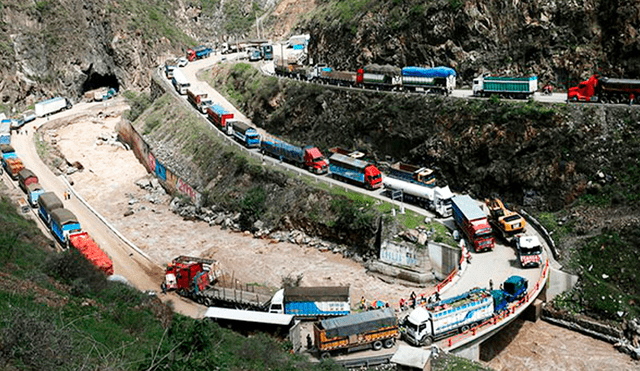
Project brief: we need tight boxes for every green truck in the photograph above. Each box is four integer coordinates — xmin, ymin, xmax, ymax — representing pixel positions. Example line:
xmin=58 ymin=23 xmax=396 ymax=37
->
xmin=473 ymin=75 xmax=537 ymax=99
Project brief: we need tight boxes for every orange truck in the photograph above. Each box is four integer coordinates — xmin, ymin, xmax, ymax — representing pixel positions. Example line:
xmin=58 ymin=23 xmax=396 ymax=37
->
xmin=314 ymin=308 xmax=399 ymax=358
xmin=68 ymin=232 xmax=114 ymax=275
xmin=4 ymin=157 xmax=24 ymax=180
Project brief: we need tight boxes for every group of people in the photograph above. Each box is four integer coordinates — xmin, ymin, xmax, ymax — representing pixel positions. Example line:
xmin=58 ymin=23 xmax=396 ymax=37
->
xmin=398 ymin=290 xmax=441 ymax=311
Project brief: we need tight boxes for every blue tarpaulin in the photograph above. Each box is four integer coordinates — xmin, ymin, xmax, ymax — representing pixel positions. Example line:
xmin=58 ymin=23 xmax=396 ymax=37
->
xmin=401 ymin=66 xmax=457 ymax=78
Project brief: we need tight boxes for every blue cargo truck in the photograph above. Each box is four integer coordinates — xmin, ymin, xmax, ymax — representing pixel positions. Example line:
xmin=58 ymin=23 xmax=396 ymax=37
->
xmin=38 ymin=192 xmax=63 ymax=226
xmin=269 ymin=286 xmax=350 ymax=318
xmin=49 ymin=208 xmax=81 ymax=246
xmin=329 ymin=153 xmax=382 ymax=189
xmin=231 ymin=121 xmax=260 ymax=148
xmin=260 ymin=136 xmax=329 ymax=174
xmin=26 ymin=183 xmax=45 ymax=207
xmin=401 ymin=66 xmax=457 ymax=95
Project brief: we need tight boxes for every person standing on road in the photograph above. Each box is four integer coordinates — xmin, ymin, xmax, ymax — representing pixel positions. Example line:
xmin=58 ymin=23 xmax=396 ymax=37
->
xmin=489 ymin=279 xmax=494 ymax=291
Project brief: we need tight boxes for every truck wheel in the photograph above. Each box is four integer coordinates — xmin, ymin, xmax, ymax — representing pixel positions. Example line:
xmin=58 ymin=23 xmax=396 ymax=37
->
xmin=421 ymin=336 xmax=433 ymax=346
xmin=204 ymin=297 xmax=213 ymax=307
xmin=320 ymin=352 xmax=331 ymax=360
xmin=383 ymin=338 xmax=395 ymax=348
xmin=460 ymin=325 xmax=470 ymax=333
xmin=372 ymin=341 xmax=383 ymax=351
xmin=196 ymin=296 xmax=204 ymax=304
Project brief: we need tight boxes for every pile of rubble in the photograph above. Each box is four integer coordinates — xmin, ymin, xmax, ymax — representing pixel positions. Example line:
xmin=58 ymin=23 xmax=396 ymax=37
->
xmin=616 ymin=318 xmax=640 ymax=360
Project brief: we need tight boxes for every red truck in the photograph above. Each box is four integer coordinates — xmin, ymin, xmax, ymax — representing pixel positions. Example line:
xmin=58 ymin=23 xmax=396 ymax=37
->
xmin=165 ymin=256 xmax=219 ymax=294
xmin=18 ymin=168 xmax=38 ymax=193
xmin=451 ymin=195 xmax=495 ymax=252
xmin=186 ymin=89 xmax=212 ymax=114
xmin=568 ymin=74 xmax=640 ymax=104
xmin=68 ymin=232 xmax=114 ymax=275
xmin=206 ymin=105 xmax=234 ymax=131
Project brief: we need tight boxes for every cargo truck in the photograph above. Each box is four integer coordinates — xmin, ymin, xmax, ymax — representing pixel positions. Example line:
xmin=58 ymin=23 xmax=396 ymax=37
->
xmin=186 ymin=89 xmax=212 ymax=113
xmin=568 ymin=74 xmax=640 ymax=104
xmin=451 ymin=195 xmax=494 ymax=252
xmin=248 ymin=48 xmax=262 ymax=61
xmin=329 ymin=153 xmax=382 ymax=190
xmin=268 ymin=286 xmax=350 ymax=318
xmin=274 ymin=63 xmax=309 ymax=80
xmin=401 ymin=66 xmax=457 ymax=95
xmin=69 ymin=232 xmax=114 ymax=275
xmin=382 ymin=177 xmax=453 ymax=217
xmin=388 ymin=162 xmax=436 ymax=187
xmin=206 ymin=105 xmax=234 ymax=131
xmin=3 ymin=157 xmax=24 ymax=180
xmin=357 ymin=64 xmax=402 ymax=90
xmin=514 ymin=235 xmax=542 ymax=268
xmin=186 ymin=45 xmax=212 ymax=61
xmin=35 ymin=97 xmax=72 ymax=117
xmin=49 ymin=208 xmax=81 ymax=246
xmin=18 ymin=168 xmax=38 ymax=193
xmin=164 ymin=59 xmax=177 ymax=79
xmin=231 ymin=121 xmax=260 ymax=148
xmin=401 ymin=289 xmax=494 ymax=346
xmin=314 ymin=308 xmax=398 ymax=358
xmin=171 ymin=69 xmax=190 ymax=95
xmin=26 ymin=183 xmax=45 ymax=207
xmin=490 ymin=275 xmax=528 ymax=312
xmin=0 ymin=121 xmax=10 ymax=145
xmin=260 ymin=136 xmax=328 ymax=174
xmin=473 ymin=75 xmax=538 ymax=99
xmin=38 ymin=192 xmax=63 ymax=226
xmin=261 ymin=44 xmax=273 ymax=60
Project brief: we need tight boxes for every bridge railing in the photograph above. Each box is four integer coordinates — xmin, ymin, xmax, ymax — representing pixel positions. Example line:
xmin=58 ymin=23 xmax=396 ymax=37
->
xmin=443 ymin=259 xmax=550 ymax=349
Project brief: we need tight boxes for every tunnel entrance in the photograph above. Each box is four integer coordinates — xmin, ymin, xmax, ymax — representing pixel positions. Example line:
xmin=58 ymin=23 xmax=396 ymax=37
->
xmin=81 ymin=64 xmax=120 ymax=93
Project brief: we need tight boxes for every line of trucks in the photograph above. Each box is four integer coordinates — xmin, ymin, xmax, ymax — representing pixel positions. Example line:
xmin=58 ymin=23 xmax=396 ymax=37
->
xmin=1 ymin=96 xmax=74 ymax=131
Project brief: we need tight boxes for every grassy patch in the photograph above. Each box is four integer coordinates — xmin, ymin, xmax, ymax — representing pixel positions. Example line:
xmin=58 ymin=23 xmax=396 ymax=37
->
xmin=123 ymin=90 xmax=152 ymax=122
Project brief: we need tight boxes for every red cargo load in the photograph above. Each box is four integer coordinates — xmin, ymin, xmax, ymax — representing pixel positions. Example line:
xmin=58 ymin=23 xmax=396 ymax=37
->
xmin=69 ymin=232 xmax=114 ymax=276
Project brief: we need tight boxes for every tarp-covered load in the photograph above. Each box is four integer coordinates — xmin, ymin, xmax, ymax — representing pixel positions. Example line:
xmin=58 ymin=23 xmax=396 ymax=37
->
xmin=38 ymin=192 xmax=63 ymax=213
xmin=320 ymin=308 xmax=396 ymax=338
xmin=50 ymin=208 xmax=78 ymax=226
xmin=284 ymin=286 xmax=350 ymax=303
xmin=69 ymin=232 xmax=114 ymax=275
xmin=402 ymin=66 xmax=457 ymax=78
xmin=364 ymin=64 xmax=401 ymax=75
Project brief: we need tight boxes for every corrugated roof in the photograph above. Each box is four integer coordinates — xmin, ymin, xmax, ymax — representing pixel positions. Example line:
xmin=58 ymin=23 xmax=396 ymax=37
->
xmin=452 ymin=195 xmax=486 ymax=220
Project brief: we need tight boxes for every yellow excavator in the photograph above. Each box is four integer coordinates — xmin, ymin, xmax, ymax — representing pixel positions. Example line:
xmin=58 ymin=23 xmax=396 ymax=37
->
xmin=485 ymin=198 xmax=526 ymax=242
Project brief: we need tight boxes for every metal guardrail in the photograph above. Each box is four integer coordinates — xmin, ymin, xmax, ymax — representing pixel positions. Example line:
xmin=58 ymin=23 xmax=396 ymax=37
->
xmin=520 ymin=208 xmax=559 ymax=259
xmin=333 ymin=353 xmax=393 ymax=368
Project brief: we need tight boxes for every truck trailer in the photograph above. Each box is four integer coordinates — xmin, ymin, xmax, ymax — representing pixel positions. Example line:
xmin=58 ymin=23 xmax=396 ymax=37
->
xmin=401 ymin=66 xmax=456 ymax=95
xmin=3 ymin=157 xmax=24 ymax=180
xmin=260 ymin=136 xmax=328 ymax=174
xmin=35 ymin=97 xmax=72 ymax=117
xmin=38 ymin=192 xmax=63 ymax=226
xmin=268 ymin=286 xmax=350 ymax=318
xmin=329 ymin=153 xmax=382 ymax=190
xmin=388 ymin=162 xmax=436 ymax=187
xmin=231 ymin=121 xmax=260 ymax=148
xmin=382 ymin=177 xmax=453 ymax=217
xmin=402 ymin=289 xmax=494 ymax=346
xmin=187 ymin=45 xmax=212 ymax=61
xmin=568 ymin=74 xmax=640 ymax=104
xmin=206 ymin=105 xmax=234 ymax=131
xmin=69 ymin=232 xmax=114 ymax=275
xmin=0 ymin=121 xmax=10 ymax=145
xmin=473 ymin=75 xmax=538 ymax=99
xmin=49 ymin=208 xmax=81 ymax=246
xmin=186 ymin=89 xmax=212 ymax=113
xmin=314 ymin=308 xmax=398 ymax=358
xmin=451 ymin=195 xmax=494 ymax=252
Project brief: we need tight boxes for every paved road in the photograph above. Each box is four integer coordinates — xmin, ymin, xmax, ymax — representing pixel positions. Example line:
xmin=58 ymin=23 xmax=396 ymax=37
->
xmin=9 ymin=101 xmax=205 ymax=318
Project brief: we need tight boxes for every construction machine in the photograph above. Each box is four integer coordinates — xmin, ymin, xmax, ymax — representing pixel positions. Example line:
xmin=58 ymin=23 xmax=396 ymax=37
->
xmin=485 ymin=198 xmax=526 ymax=242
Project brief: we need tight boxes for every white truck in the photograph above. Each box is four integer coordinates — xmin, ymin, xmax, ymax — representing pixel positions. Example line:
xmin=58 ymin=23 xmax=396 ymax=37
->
xmin=35 ymin=97 xmax=72 ymax=117
xmin=514 ymin=235 xmax=543 ymax=268
xmin=401 ymin=289 xmax=494 ymax=346
xmin=171 ymin=69 xmax=190 ymax=95
xmin=382 ymin=176 xmax=453 ymax=217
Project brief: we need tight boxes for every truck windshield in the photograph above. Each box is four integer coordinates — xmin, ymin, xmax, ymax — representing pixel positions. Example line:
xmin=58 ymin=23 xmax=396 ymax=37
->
xmin=371 ymin=174 xmax=382 ymax=181
xmin=313 ymin=156 xmax=325 ymax=163
xmin=520 ymin=246 xmax=541 ymax=255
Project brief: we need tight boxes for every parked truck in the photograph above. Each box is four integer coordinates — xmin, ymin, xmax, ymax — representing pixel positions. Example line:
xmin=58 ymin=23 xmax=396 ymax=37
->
xmin=186 ymin=45 xmax=212 ymax=61
xmin=69 ymin=232 xmax=114 ymax=275
xmin=260 ymin=136 xmax=328 ymax=174
xmin=49 ymin=208 xmax=82 ymax=246
xmin=261 ymin=44 xmax=273 ymax=60
xmin=401 ymin=66 xmax=457 ymax=95
xmin=274 ymin=63 xmax=309 ymax=80
xmin=388 ymin=162 xmax=436 ymax=187
xmin=568 ymin=74 xmax=640 ymax=104
xmin=186 ymin=89 xmax=212 ymax=114
xmin=401 ymin=289 xmax=494 ymax=346
xmin=17 ymin=168 xmax=38 ymax=193
xmin=26 ymin=183 xmax=45 ymax=208
xmin=164 ymin=59 xmax=177 ymax=79
xmin=0 ymin=121 xmax=10 ymax=145
xmin=38 ymin=192 xmax=63 ymax=226
xmin=231 ymin=121 xmax=260 ymax=148
xmin=171 ymin=69 xmax=190 ymax=95
xmin=382 ymin=177 xmax=453 ymax=217
xmin=3 ymin=156 xmax=24 ymax=180
xmin=314 ymin=308 xmax=398 ymax=358
xmin=206 ymin=105 xmax=234 ymax=131
xmin=485 ymin=198 xmax=525 ymax=242
xmin=490 ymin=275 xmax=528 ymax=312
xmin=268 ymin=286 xmax=350 ymax=318
xmin=35 ymin=97 xmax=72 ymax=117
xmin=451 ymin=195 xmax=494 ymax=252
xmin=329 ymin=153 xmax=382 ymax=190
xmin=473 ymin=75 xmax=538 ymax=99
xmin=514 ymin=235 xmax=543 ymax=268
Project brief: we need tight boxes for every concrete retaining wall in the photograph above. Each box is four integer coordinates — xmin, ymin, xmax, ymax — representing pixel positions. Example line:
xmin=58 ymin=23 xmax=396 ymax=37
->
xmin=428 ymin=242 xmax=461 ymax=280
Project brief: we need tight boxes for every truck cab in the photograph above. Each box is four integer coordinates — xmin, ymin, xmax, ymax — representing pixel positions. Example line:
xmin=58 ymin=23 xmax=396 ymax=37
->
xmin=515 ymin=235 xmax=542 ymax=268
xmin=268 ymin=289 xmax=285 ymax=313
xmin=303 ymin=146 xmax=328 ymax=174
xmin=568 ymin=74 xmax=599 ymax=102
xmin=365 ymin=165 xmax=383 ymax=189
xmin=401 ymin=307 xmax=432 ymax=346
xmin=433 ymin=186 xmax=453 ymax=217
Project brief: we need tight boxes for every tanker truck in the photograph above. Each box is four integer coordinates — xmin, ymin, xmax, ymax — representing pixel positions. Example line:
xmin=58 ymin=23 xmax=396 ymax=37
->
xmin=383 ymin=177 xmax=453 ymax=217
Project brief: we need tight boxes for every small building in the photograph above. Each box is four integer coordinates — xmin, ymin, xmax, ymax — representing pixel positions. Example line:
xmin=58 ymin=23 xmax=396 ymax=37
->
xmin=390 ymin=345 xmax=434 ymax=371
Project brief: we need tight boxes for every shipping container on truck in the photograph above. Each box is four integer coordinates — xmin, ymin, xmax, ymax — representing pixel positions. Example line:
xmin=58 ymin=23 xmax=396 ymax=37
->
xmin=382 ymin=177 xmax=453 ymax=217
xmin=451 ymin=195 xmax=495 ymax=252
xmin=49 ymin=208 xmax=82 ymax=246
xmin=401 ymin=66 xmax=457 ymax=95
xmin=69 ymin=232 xmax=114 ymax=275
xmin=260 ymin=135 xmax=328 ymax=174
xmin=268 ymin=286 xmax=350 ymax=318
xmin=171 ymin=69 xmax=190 ymax=95
xmin=35 ymin=97 xmax=72 ymax=117
xmin=314 ymin=308 xmax=399 ymax=358
xmin=18 ymin=168 xmax=38 ymax=192
xmin=568 ymin=74 xmax=640 ymax=104
xmin=206 ymin=104 xmax=234 ymax=131
xmin=26 ymin=183 xmax=45 ymax=208
xmin=388 ymin=162 xmax=436 ymax=187
xmin=231 ymin=121 xmax=260 ymax=148
xmin=38 ymin=192 xmax=63 ymax=226
xmin=329 ymin=153 xmax=382 ymax=190
xmin=472 ymin=75 xmax=537 ymax=99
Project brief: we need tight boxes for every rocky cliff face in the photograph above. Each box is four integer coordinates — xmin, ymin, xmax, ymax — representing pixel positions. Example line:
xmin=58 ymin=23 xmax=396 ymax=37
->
xmin=305 ymin=0 xmax=640 ymax=85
